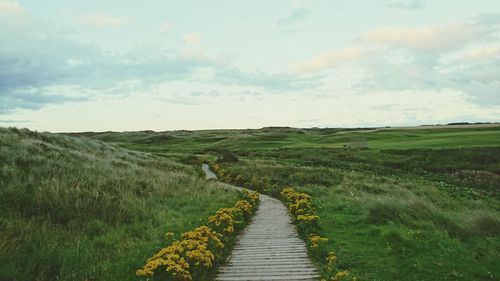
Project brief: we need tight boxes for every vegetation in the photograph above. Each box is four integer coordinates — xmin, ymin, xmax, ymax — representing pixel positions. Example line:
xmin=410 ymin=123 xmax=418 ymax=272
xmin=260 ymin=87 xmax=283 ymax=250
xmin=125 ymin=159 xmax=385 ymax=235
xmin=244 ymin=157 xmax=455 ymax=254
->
xmin=86 ymin=125 xmax=500 ymax=281
xmin=0 ymin=127 xmax=241 ymax=281
xmin=208 ymin=161 xmax=352 ymax=280
xmin=3 ymin=124 xmax=499 ymax=280
xmin=75 ymin=125 xmax=500 ymax=153
xmin=136 ymin=190 xmax=259 ymax=281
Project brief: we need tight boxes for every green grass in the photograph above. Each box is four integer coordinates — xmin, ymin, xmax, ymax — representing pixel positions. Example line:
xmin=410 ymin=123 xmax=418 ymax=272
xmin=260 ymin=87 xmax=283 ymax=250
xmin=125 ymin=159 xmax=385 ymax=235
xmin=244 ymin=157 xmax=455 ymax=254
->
xmin=76 ymin=125 xmax=500 ymax=153
xmin=4 ymin=125 xmax=499 ymax=280
xmin=219 ymin=153 xmax=499 ymax=280
xmin=85 ymin=125 xmax=500 ymax=281
xmin=0 ymin=127 xmax=240 ymax=281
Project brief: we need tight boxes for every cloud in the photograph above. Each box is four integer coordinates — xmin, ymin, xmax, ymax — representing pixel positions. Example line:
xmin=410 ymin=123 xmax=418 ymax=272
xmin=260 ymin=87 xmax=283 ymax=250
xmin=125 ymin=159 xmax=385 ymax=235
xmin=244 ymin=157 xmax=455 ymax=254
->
xmin=0 ymin=86 xmax=90 ymax=114
xmin=0 ymin=12 xmax=324 ymax=115
xmin=293 ymin=47 xmax=364 ymax=73
xmin=178 ymin=49 xmax=230 ymax=66
xmin=448 ymin=46 xmax=500 ymax=63
xmin=278 ymin=8 xmax=308 ymax=27
xmin=79 ymin=12 xmax=130 ymax=28
xmin=0 ymin=0 xmax=22 ymax=14
xmin=183 ymin=33 xmax=201 ymax=44
xmin=214 ymin=67 xmax=322 ymax=91
xmin=359 ymin=22 xmax=493 ymax=52
xmin=0 ymin=18 xmax=206 ymax=113
xmin=386 ymin=0 xmax=425 ymax=11
xmin=293 ymin=14 xmax=500 ymax=105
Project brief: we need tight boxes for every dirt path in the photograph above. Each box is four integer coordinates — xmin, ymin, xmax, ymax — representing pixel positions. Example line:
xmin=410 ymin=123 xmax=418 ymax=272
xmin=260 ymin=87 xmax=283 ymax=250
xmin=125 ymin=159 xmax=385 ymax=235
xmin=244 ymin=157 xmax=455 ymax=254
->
xmin=202 ymin=164 xmax=319 ymax=281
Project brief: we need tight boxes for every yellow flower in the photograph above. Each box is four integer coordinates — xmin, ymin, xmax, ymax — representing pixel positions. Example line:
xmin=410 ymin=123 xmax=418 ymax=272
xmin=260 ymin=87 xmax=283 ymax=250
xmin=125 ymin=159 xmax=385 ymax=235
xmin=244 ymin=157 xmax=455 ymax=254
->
xmin=208 ymin=208 xmax=235 ymax=235
xmin=297 ymin=214 xmax=319 ymax=223
xmin=165 ymin=231 xmax=175 ymax=240
xmin=308 ymin=234 xmax=328 ymax=248
xmin=332 ymin=270 xmax=349 ymax=281
xmin=327 ymin=252 xmax=338 ymax=267
xmin=241 ymin=189 xmax=260 ymax=203
xmin=234 ymin=200 xmax=253 ymax=215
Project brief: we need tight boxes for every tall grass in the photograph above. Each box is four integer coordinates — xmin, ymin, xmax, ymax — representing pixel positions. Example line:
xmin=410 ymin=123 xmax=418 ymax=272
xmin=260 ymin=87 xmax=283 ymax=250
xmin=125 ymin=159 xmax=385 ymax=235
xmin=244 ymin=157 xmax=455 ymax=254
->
xmin=0 ymin=127 xmax=239 ymax=281
xmin=220 ymin=151 xmax=500 ymax=281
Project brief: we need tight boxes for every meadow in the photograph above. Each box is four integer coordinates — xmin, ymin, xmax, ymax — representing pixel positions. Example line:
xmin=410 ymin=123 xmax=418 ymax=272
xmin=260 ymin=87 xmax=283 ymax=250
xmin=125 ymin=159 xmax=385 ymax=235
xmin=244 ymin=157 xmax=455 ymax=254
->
xmin=1 ymin=125 xmax=499 ymax=280
xmin=0 ymin=127 xmax=241 ymax=281
xmin=89 ymin=125 xmax=500 ymax=281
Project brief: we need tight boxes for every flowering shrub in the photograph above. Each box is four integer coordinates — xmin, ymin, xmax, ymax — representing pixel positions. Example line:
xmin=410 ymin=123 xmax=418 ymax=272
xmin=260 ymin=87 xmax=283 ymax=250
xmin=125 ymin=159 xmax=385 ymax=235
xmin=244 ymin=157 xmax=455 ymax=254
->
xmin=208 ymin=207 xmax=237 ymax=235
xmin=136 ymin=226 xmax=223 ymax=280
xmin=280 ymin=188 xmax=319 ymax=233
xmin=136 ymin=190 xmax=259 ymax=281
xmin=234 ymin=200 xmax=253 ymax=220
xmin=241 ymin=189 xmax=260 ymax=204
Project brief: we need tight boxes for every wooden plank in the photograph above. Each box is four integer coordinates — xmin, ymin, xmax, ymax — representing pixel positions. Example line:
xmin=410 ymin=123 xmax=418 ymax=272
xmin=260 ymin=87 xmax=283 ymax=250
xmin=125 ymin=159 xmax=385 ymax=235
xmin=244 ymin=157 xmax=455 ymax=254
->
xmin=216 ymin=195 xmax=318 ymax=280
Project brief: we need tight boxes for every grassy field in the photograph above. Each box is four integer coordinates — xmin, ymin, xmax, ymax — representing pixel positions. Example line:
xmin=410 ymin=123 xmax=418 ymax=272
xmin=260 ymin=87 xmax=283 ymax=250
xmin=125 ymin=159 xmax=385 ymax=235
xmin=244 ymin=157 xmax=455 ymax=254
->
xmin=84 ymin=124 xmax=500 ymax=281
xmin=0 ymin=127 xmax=240 ymax=281
xmin=75 ymin=125 xmax=500 ymax=153
xmin=221 ymin=149 xmax=499 ymax=280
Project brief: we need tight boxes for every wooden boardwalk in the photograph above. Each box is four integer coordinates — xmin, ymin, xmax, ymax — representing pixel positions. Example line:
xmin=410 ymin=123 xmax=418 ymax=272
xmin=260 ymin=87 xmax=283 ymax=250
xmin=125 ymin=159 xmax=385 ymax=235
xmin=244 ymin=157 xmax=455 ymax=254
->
xmin=202 ymin=163 xmax=217 ymax=179
xmin=202 ymin=164 xmax=319 ymax=281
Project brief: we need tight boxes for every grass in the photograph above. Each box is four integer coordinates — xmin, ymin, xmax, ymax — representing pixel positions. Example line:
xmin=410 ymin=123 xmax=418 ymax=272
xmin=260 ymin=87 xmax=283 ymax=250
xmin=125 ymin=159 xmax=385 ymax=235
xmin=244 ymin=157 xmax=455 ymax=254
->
xmin=85 ymin=125 xmax=500 ymax=281
xmin=220 ymin=155 xmax=499 ymax=280
xmin=0 ymin=127 xmax=240 ymax=281
xmin=75 ymin=125 xmax=500 ymax=153
xmin=4 ymin=124 xmax=499 ymax=280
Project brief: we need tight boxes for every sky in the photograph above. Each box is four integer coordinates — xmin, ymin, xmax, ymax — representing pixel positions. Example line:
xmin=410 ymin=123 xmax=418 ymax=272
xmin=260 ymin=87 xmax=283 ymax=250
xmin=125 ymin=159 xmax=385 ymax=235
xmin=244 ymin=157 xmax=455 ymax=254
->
xmin=0 ymin=0 xmax=499 ymax=132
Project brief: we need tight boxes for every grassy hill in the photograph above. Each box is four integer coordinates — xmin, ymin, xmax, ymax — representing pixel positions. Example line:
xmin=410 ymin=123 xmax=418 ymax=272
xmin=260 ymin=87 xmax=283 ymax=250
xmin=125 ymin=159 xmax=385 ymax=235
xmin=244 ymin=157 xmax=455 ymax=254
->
xmin=0 ymin=127 xmax=239 ymax=281
xmin=74 ymin=124 xmax=500 ymax=154
xmin=83 ymin=124 xmax=500 ymax=281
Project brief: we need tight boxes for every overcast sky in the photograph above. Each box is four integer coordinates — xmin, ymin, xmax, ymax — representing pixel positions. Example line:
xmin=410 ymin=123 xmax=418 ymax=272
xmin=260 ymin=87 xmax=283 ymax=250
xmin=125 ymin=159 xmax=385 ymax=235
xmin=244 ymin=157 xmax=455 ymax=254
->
xmin=1 ymin=0 xmax=499 ymax=132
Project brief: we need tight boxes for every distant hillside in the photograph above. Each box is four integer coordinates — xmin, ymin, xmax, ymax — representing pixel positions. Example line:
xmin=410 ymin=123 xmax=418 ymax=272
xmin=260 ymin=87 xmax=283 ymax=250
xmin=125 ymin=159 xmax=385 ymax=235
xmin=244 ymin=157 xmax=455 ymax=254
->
xmin=74 ymin=124 xmax=500 ymax=155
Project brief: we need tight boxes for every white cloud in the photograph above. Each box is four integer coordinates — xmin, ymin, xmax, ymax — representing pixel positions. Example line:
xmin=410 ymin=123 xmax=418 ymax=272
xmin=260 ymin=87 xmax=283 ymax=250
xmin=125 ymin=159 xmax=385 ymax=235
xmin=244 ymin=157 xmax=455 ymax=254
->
xmin=293 ymin=47 xmax=364 ymax=73
xmin=0 ymin=0 xmax=22 ymax=14
xmin=455 ymin=46 xmax=500 ymax=62
xmin=65 ymin=58 xmax=85 ymax=67
xmin=183 ymin=32 xmax=201 ymax=44
xmin=178 ymin=49 xmax=229 ymax=66
xmin=358 ymin=22 xmax=490 ymax=51
xmin=79 ymin=12 xmax=130 ymax=28
xmin=292 ymin=14 xmax=500 ymax=106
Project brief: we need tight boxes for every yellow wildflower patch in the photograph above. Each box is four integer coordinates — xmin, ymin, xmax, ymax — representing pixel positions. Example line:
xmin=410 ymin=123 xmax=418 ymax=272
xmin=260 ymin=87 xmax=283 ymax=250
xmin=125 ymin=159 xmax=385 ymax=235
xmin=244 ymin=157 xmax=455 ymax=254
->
xmin=136 ymin=189 xmax=259 ymax=281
